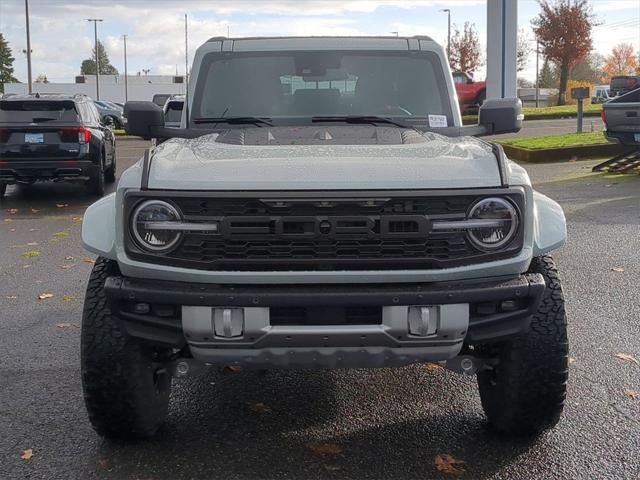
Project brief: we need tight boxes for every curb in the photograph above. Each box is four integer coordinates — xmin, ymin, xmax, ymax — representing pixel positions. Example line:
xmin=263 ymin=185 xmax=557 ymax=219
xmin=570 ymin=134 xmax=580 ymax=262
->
xmin=500 ymin=142 xmax=625 ymax=163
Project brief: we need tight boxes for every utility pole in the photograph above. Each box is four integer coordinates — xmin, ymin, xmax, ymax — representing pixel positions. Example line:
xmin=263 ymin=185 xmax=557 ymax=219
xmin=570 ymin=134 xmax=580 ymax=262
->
xmin=87 ymin=18 xmax=103 ymax=100
xmin=185 ymin=14 xmax=190 ymax=128
xmin=24 ymin=0 xmax=33 ymax=93
xmin=535 ymin=40 xmax=540 ymax=108
xmin=440 ymin=8 xmax=451 ymax=60
xmin=122 ymin=34 xmax=128 ymax=103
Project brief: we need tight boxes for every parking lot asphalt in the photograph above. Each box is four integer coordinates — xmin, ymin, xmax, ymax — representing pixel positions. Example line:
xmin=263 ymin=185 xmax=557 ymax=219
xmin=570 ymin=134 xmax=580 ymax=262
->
xmin=1 ymin=138 xmax=639 ymax=480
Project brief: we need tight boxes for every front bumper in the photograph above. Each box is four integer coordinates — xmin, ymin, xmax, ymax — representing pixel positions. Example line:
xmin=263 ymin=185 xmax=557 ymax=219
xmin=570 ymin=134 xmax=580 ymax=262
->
xmin=104 ymin=273 xmax=545 ymax=368
xmin=0 ymin=160 xmax=97 ymax=183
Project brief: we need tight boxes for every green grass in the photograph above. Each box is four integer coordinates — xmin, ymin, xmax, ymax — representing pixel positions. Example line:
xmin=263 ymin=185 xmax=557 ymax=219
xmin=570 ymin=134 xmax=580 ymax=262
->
xmin=496 ymin=132 xmax=609 ymax=150
xmin=113 ymin=129 xmax=126 ymax=136
xmin=462 ymin=103 xmax=603 ymax=125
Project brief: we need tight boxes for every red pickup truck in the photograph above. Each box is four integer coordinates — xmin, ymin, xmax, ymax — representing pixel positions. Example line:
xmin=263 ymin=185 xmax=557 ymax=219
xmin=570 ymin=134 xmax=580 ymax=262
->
xmin=453 ymin=72 xmax=486 ymax=113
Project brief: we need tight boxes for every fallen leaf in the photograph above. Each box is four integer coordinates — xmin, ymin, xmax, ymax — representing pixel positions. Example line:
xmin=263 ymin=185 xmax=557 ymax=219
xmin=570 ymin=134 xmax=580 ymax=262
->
xmin=29 ymin=228 xmax=39 ymax=232
xmin=62 ymin=295 xmax=75 ymax=302
xmin=60 ymin=264 xmax=76 ymax=270
xmin=30 ymin=208 xmax=40 ymax=214
xmin=72 ymin=216 xmax=83 ymax=224
xmin=7 ymin=208 xmax=18 ymax=214
xmin=223 ymin=365 xmax=242 ymax=374
xmin=424 ymin=363 xmax=443 ymax=372
xmin=568 ymin=357 xmax=576 ymax=365
xmin=20 ymin=449 xmax=33 ymax=460
xmin=55 ymin=203 xmax=68 ymax=208
xmin=611 ymin=266 xmax=625 ymax=272
xmin=52 ymin=231 xmax=69 ymax=239
xmin=10 ymin=228 xmax=15 ymax=232
xmin=56 ymin=323 xmax=76 ymax=329
xmin=306 ymin=443 xmax=344 ymax=457
xmin=435 ymin=454 xmax=466 ymax=476
xmin=249 ymin=402 xmax=272 ymax=414
xmin=64 ymin=255 xmax=74 ymax=260
xmin=23 ymin=265 xmax=31 ymax=269
xmin=615 ymin=353 xmax=639 ymax=365
xmin=623 ymin=389 xmax=639 ymax=400
xmin=82 ymin=257 xmax=96 ymax=264
xmin=21 ymin=250 xmax=40 ymax=258
xmin=27 ymin=242 xmax=38 ymax=246
xmin=4 ymin=218 xmax=13 ymax=222
xmin=38 ymin=293 xmax=54 ymax=300
xmin=6 ymin=295 xmax=17 ymax=299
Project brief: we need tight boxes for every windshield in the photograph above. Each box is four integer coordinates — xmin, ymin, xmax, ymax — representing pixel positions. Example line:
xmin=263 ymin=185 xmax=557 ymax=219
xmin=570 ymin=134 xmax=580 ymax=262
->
xmin=0 ymin=100 xmax=79 ymax=124
xmin=192 ymin=51 xmax=453 ymax=127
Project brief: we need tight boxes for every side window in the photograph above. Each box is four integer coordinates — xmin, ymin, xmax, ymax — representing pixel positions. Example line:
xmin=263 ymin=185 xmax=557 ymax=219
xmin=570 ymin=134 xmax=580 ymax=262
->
xmin=77 ymin=102 xmax=90 ymax=124
xmin=88 ymin=102 xmax=102 ymax=125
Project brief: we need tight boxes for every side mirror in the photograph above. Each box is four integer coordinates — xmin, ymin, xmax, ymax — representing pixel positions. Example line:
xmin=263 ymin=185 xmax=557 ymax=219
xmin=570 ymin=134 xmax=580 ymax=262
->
xmin=478 ymin=98 xmax=523 ymax=134
xmin=102 ymin=116 xmax=115 ymax=128
xmin=124 ymin=101 xmax=165 ymax=139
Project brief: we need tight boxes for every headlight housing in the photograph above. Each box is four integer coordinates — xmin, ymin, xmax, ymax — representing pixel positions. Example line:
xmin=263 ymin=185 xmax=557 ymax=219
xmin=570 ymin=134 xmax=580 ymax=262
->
xmin=467 ymin=197 xmax=519 ymax=251
xmin=131 ymin=200 xmax=182 ymax=253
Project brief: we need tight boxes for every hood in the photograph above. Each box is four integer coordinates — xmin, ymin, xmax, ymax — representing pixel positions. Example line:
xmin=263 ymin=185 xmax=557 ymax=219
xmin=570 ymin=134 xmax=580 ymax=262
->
xmin=147 ymin=126 xmax=501 ymax=190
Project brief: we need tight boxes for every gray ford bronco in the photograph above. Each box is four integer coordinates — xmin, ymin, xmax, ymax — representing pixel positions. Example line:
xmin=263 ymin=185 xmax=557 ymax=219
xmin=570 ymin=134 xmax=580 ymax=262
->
xmin=81 ymin=36 xmax=568 ymax=439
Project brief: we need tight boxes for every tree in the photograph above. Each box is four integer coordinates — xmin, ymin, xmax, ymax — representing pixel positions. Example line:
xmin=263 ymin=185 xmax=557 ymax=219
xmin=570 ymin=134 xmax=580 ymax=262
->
xmin=602 ymin=43 xmax=638 ymax=83
xmin=532 ymin=0 xmax=596 ymax=105
xmin=571 ymin=52 xmax=605 ymax=84
xmin=448 ymin=22 xmax=484 ymax=74
xmin=34 ymin=74 xmax=49 ymax=83
xmin=0 ymin=33 xmax=18 ymax=93
xmin=517 ymin=29 xmax=531 ymax=73
xmin=538 ymin=59 xmax=558 ymax=88
xmin=80 ymin=40 xmax=119 ymax=75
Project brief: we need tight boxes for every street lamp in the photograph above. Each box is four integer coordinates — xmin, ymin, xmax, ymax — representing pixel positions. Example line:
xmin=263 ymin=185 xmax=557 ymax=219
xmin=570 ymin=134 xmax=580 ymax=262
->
xmin=122 ymin=34 xmax=128 ymax=103
xmin=440 ymin=8 xmax=451 ymax=60
xmin=87 ymin=18 xmax=103 ymax=100
xmin=24 ymin=0 xmax=33 ymax=93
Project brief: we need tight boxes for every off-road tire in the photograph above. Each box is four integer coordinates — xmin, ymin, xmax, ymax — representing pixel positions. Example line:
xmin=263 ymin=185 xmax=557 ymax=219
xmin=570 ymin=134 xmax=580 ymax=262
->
xmin=105 ymin=151 xmax=116 ymax=183
xmin=88 ymin=155 xmax=105 ymax=196
xmin=477 ymin=255 xmax=568 ymax=436
xmin=81 ymin=257 xmax=172 ymax=439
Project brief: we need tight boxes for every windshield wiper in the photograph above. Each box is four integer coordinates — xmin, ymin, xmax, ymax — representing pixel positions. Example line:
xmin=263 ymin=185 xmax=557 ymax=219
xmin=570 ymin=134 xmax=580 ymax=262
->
xmin=193 ymin=116 xmax=273 ymax=127
xmin=312 ymin=115 xmax=415 ymax=130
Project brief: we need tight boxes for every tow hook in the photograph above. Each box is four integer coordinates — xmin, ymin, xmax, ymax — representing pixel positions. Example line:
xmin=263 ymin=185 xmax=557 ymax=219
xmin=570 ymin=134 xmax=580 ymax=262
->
xmin=444 ymin=355 xmax=493 ymax=375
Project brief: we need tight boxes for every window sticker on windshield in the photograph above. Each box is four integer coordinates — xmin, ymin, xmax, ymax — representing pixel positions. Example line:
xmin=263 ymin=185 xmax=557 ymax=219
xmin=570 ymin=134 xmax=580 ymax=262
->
xmin=428 ymin=115 xmax=448 ymax=128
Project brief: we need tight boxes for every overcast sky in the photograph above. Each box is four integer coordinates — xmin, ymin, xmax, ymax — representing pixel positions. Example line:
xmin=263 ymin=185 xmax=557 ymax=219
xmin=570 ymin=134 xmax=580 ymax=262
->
xmin=1 ymin=0 xmax=639 ymax=84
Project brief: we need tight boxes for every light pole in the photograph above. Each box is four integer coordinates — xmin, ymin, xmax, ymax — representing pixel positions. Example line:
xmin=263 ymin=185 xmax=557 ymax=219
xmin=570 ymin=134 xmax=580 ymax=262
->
xmin=87 ymin=18 xmax=103 ymax=100
xmin=535 ymin=39 xmax=540 ymax=108
xmin=24 ymin=0 xmax=33 ymax=93
xmin=122 ymin=34 xmax=128 ymax=103
xmin=440 ymin=8 xmax=451 ymax=61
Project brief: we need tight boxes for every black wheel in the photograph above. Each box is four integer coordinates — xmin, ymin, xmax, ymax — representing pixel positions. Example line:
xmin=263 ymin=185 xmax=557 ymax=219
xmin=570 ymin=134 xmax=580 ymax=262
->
xmin=0 ymin=183 xmax=6 ymax=199
xmin=81 ymin=258 xmax=172 ymax=439
xmin=105 ymin=150 xmax=116 ymax=183
xmin=477 ymin=255 xmax=568 ymax=436
xmin=88 ymin=155 xmax=105 ymax=196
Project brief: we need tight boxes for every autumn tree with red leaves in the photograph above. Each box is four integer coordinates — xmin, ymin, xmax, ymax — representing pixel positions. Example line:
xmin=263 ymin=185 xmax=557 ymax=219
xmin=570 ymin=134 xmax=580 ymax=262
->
xmin=448 ymin=22 xmax=484 ymax=75
xmin=532 ymin=0 xmax=596 ymax=105
xmin=602 ymin=43 xmax=639 ymax=83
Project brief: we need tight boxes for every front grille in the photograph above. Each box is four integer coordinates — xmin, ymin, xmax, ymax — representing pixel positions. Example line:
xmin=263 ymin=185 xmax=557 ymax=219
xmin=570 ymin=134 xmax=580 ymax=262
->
xmin=125 ymin=191 xmax=524 ymax=271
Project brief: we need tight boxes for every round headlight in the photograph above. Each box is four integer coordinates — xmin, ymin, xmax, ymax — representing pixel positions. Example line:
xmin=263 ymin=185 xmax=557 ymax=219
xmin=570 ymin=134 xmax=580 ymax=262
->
xmin=467 ymin=197 xmax=518 ymax=251
xmin=131 ymin=200 xmax=182 ymax=252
